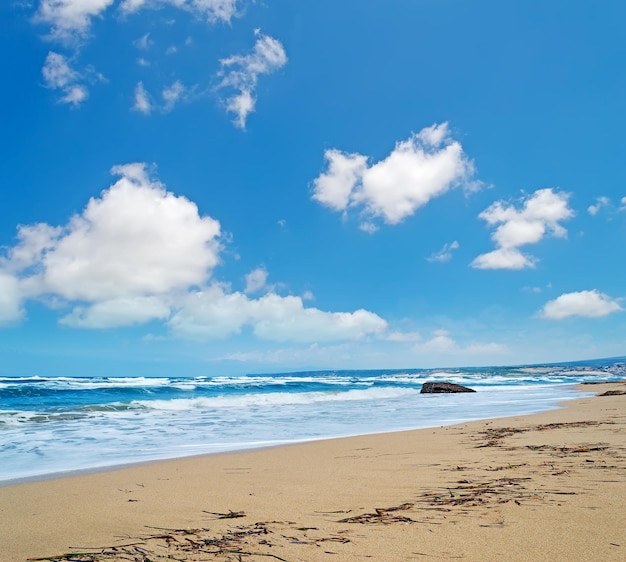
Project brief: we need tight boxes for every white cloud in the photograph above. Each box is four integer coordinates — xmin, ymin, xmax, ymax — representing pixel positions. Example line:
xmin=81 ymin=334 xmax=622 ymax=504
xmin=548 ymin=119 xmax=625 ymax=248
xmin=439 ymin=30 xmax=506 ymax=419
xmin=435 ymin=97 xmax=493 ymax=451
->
xmin=244 ymin=267 xmax=268 ymax=294
xmin=3 ymin=164 xmax=221 ymax=327
xmin=133 ymin=81 xmax=191 ymax=114
xmin=359 ymin=221 xmax=379 ymax=234
xmin=587 ymin=196 xmax=610 ymax=216
xmin=169 ymin=285 xmax=388 ymax=343
xmin=40 ymin=163 xmax=221 ymax=301
xmin=1 ymin=165 xmax=388 ymax=341
xmin=162 ymin=80 xmax=187 ymax=111
xmin=217 ymin=342 xmax=354 ymax=367
xmin=386 ymin=331 xmax=421 ymax=342
xmin=216 ymin=31 xmax=287 ymax=128
xmin=620 ymin=196 xmax=626 ymax=211
xmin=414 ymin=329 xmax=456 ymax=352
xmin=471 ymin=188 xmax=574 ymax=270
xmin=413 ymin=329 xmax=507 ymax=355
xmin=522 ymin=285 xmax=543 ymax=294
xmin=427 ymin=240 xmax=459 ymax=263
xmin=61 ymin=84 xmax=88 ymax=105
xmin=471 ymin=247 xmax=534 ymax=270
xmin=34 ymin=0 xmax=115 ymax=43
xmin=133 ymin=32 xmax=153 ymax=50
xmin=132 ymin=81 xmax=152 ymax=114
xmin=312 ymin=150 xmax=368 ymax=212
xmin=0 ymin=271 xmax=23 ymax=325
xmin=60 ymin=296 xmax=171 ymax=328
xmin=41 ymin=51 xmax=88 ymax=106
xmin=539 ymin=290 xmax=623 ymax=320
xmin=41 ymin=51 xmax=77 ymax=88
xmin=312 ymin=123 xmax=478 ymax=226
xmin=119 ymin=0 xmax=240 ymax=23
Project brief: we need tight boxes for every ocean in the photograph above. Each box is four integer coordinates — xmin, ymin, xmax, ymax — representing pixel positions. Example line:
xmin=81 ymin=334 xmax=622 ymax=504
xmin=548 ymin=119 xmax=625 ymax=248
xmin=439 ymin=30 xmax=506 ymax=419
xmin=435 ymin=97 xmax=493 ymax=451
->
xmin=1 ymin=359 xmax=624 ymax=483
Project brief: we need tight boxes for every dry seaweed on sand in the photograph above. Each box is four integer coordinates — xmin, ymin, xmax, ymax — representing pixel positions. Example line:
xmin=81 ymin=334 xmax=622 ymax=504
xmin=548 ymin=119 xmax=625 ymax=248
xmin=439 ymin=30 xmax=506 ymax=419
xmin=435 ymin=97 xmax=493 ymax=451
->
xmin=28 ymin=521 xmax=287 ymax=562
xmin=338 ymin=502 xmax=416 ymax=524
xmin=29 ymin=515 xmax=356 ymax=561
xmin=475 ymin=426 xmax=526 ymax=447
xmin=475 ymin=420 xmax=611 ymax=448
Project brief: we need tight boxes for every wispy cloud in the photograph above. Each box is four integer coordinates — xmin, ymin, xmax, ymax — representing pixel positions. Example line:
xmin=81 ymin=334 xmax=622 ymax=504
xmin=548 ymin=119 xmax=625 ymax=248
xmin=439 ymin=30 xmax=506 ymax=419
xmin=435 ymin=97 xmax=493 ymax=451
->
xmin=132 ymin=80 xmax=192 ymax=114
xmin=427 ymin=240 xmax=459 ymax=263
xmin=386 ymin=331 xmax=422 ymax=342
xmin=41 ymin=51 xmax=88 ymax=106
xmin=216 ymin=30 xmax=287 ymax=128
xmin=412 ymin=329 xmax=507 ymax=355
xmin=162 ymin=80 xmax=188 ymax=111
xmin=471 ymin=188 xmax=574 ymax=270
xmin=133 ymin=32 xmax=153 ymax=51
xmin=244 ymin=267 xmax=268 ymax=295
xmin=119 ymin=0 xmax=240 ymax=23
xmin=34 ymin=0 xmax=115 ymax=44
xmin=587 ymin=196 xmax=610 ymax=216
xmin=132 ymin=81 xmax=152 ymax=114
xmin=0 ymin=272 xmax=23 ymax=325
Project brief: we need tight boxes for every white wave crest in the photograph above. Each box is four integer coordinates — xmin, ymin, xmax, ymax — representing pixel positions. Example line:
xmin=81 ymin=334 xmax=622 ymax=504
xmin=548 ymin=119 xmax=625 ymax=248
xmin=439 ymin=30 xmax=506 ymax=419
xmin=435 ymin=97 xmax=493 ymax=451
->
xmin=131 ymin=387 xmax=419 ymax=411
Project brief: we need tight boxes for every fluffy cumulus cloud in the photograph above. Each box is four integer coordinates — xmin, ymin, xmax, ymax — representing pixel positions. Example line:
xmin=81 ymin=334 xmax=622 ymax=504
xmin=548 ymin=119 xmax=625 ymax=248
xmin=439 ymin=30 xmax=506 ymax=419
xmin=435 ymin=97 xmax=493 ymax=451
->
xmin=312 ymin=123 xmax=478 ymax=228
xmin=620 ymin=196 xmax=626 ymax=211
xmin=539 ymin=290 xmax=623 ymax=320
xmin=471 ymin=188 xmax=574 ymax=270
xmin=169 ymin=285 xmax=388 ymax=342
xmin=3 ymin=164 xmax=221 ymax=327
xmin=41 ymin=51 xmax=88 ymax=106
xmin=1 ymin=165 xmax=387 ymax=343
xmin=216 ymin=31 xmax=287 ymax=128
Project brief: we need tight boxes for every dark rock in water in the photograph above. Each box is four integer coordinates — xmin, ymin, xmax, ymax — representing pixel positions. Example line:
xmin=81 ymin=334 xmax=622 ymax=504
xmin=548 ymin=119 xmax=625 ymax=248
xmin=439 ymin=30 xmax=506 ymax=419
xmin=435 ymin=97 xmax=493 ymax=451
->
xmin=420 ymin=382 xmax=476 ymax=394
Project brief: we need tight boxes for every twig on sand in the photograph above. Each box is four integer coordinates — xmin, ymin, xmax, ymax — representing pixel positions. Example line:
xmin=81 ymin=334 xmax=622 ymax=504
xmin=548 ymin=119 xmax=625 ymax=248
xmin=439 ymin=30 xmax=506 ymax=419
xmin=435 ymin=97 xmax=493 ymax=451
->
xmin=203 ymin=509 xmax=246 ymax=519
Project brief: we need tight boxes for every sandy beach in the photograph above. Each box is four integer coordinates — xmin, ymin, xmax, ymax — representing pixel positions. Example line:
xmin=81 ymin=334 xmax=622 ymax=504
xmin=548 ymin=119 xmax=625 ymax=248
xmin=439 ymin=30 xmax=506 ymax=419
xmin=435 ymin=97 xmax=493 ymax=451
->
xmin=1 ymin=381 xmax=625 ymax=562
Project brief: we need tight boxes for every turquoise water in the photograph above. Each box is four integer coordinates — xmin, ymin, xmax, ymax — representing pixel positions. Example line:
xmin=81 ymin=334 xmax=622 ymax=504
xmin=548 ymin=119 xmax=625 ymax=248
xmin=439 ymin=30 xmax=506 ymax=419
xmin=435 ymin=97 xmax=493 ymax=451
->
xmin=1 ymin=359 xmax=624 ymax=482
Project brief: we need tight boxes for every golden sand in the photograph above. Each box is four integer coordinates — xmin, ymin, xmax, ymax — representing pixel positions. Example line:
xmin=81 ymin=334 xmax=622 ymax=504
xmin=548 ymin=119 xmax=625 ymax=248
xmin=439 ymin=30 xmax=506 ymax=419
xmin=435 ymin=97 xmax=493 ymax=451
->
xmin=1 ymin=381 xmax=625 ymax=561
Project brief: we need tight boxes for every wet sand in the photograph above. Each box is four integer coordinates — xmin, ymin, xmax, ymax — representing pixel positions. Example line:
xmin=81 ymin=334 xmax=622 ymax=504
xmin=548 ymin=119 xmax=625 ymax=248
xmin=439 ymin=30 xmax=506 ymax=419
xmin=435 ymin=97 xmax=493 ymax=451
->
xmin=1 ymin=381 xmax=625 ymax=561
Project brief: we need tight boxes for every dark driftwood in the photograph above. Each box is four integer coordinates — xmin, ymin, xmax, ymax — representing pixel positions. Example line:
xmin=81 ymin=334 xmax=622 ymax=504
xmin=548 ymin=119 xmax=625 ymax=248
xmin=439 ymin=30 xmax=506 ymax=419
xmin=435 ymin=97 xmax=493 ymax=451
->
xmin=420 ymin=382 xmax=475 ymax=393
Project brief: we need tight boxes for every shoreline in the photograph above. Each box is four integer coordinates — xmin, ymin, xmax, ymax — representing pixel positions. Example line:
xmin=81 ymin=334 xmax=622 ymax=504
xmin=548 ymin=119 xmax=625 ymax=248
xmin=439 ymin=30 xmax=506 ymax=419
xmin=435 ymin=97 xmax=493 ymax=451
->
xmin=0 ymin=383 xmax=595 ymax=487
xmin=1 ymin=381 xmax=625 ymax=561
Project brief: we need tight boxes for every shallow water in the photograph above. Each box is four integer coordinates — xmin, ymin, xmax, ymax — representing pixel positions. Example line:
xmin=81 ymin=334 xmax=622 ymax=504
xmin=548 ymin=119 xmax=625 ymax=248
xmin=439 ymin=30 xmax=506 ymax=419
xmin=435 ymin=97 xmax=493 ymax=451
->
xmin=1 ymin=361 xmax=623 ymax=482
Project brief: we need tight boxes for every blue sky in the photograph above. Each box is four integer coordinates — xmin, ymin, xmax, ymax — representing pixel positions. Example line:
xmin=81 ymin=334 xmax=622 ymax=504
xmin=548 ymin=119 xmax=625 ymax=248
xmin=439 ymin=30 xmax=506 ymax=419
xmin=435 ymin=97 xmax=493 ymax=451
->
xmin=1 ymin=0 xmax=625 ymax=376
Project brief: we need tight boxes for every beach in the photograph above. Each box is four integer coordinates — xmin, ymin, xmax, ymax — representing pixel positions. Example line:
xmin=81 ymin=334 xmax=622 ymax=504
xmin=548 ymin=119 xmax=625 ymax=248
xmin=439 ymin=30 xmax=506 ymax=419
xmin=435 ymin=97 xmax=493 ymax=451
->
xmin=1 ymin=381 xmax=625 ymax=561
